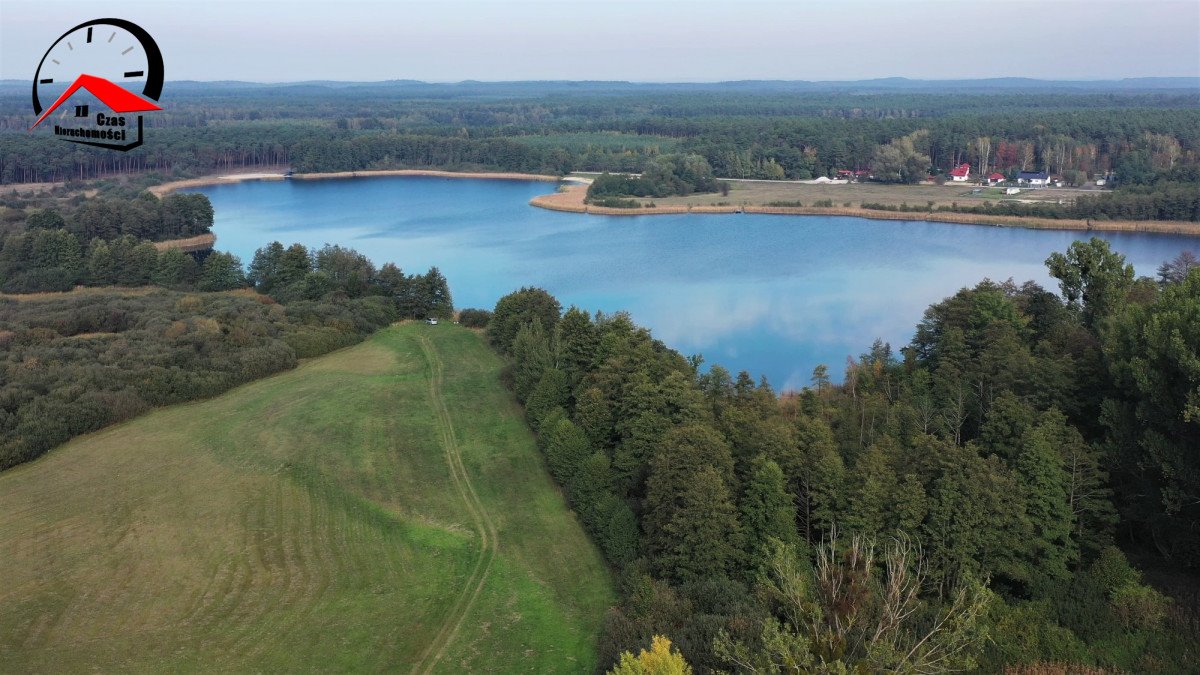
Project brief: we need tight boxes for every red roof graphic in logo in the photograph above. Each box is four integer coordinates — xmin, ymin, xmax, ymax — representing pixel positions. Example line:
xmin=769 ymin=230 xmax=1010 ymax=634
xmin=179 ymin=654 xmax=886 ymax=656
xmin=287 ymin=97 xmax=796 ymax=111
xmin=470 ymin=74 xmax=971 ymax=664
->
xmin=29 ymin=73 xmax=161 ymax=131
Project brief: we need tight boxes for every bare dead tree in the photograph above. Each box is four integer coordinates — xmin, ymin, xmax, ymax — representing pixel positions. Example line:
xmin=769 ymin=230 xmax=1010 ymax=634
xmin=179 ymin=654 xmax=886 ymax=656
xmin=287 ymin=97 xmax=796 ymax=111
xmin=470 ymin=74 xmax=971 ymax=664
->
xmin=973 ymin=137 xmax=991 ymax=182
xmin=1021 ymin=143 xmax=1035 ymax=172
xmin=717 ymin=533 xmax=992 ymax=673
xmin=940 ymin=384 xmax=969 ymax=446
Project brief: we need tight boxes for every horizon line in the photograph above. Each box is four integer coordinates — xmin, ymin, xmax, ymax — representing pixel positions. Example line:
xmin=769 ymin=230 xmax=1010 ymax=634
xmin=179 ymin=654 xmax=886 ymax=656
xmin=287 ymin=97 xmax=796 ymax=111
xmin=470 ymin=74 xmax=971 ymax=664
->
xmin=4 ymin=75 xmax=1199 ymax=86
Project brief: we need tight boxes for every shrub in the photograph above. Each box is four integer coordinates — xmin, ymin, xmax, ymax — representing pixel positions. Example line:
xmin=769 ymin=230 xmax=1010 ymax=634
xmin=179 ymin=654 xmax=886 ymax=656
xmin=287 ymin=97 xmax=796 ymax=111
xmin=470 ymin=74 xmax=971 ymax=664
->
xmin=458 ymin=308 xmax=492 ymax=328
xmin=589 ymin=197 xmax=642 ymax=209
xmin=0 ymin=288 xmax=396 ymax=471
xmin=1111 ymin=584 xmax=1169 ymax=630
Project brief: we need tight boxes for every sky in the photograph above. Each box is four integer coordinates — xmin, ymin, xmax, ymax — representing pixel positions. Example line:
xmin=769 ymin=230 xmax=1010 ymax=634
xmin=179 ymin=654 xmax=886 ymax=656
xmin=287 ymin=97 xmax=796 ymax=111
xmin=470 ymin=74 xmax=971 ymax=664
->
xmin=2 ymin=0 xmax=1198 ymax=83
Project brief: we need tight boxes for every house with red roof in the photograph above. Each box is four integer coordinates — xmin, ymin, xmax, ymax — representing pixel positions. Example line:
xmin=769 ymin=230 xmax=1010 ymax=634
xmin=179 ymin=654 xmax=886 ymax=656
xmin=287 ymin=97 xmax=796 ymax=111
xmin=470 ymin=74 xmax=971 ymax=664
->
xmin=948 ymin=163 xmax=971 ymax=182
xmin=835 ymin=169 xmax=872 ymax=182
xmin=987 ymin=172 xmax=1006 ymax=185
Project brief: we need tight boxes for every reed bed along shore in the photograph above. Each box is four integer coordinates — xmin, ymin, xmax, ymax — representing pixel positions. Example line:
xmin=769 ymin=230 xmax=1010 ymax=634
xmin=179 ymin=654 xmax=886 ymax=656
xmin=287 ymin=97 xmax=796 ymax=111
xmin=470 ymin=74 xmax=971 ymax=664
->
xmin=152 ymin=232 xmax=217 ymax=252
xmin=531 ymin=184 xmax=1200 ymax=236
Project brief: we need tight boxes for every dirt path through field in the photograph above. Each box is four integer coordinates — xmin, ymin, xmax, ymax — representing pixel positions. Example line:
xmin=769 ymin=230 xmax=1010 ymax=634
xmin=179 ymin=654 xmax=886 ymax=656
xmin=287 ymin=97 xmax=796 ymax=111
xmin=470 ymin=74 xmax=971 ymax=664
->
xmin=409 ymin=335 xmax=500 ymax=674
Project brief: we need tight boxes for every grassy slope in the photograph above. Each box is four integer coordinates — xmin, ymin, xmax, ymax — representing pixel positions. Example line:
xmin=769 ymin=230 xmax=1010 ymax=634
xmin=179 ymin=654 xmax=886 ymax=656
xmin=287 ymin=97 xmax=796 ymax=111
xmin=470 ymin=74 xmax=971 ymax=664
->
xmin=0 ymin=323 xmax=613 ymax=672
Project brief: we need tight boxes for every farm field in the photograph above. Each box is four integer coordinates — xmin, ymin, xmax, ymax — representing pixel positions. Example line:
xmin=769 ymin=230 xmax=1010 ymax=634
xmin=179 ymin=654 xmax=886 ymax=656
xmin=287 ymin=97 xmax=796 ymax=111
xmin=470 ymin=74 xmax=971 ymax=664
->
xmin=0 ymin=322 xmax=613 ymax=673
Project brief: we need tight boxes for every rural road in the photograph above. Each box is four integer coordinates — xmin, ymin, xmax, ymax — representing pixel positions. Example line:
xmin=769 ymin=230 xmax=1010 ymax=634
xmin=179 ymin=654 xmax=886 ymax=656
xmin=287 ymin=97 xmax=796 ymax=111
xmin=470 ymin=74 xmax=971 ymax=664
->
xmin=409 ymin=335 xmax=500 ymax=674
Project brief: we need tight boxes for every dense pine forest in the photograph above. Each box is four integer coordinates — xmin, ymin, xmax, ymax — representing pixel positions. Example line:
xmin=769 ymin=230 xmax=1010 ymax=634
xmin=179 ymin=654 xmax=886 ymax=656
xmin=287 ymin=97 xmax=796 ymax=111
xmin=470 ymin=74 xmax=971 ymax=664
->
xmin=2 ymin=82 xmax=1198 ymax=221
xmin=483 ymin=239 xmax=1200 ymax=672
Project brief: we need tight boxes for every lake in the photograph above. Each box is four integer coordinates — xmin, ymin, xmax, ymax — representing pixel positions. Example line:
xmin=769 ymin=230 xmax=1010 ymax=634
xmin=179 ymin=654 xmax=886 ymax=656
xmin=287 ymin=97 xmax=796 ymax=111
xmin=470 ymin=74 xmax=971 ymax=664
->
xmin=193 ymin=176 xmax=1197 ymax=389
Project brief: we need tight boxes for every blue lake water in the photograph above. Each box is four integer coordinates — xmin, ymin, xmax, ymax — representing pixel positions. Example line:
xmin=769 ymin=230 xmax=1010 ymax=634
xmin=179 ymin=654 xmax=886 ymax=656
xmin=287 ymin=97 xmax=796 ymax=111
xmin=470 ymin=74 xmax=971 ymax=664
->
xmin=193 ymin=176 xmax=1197 ymax=390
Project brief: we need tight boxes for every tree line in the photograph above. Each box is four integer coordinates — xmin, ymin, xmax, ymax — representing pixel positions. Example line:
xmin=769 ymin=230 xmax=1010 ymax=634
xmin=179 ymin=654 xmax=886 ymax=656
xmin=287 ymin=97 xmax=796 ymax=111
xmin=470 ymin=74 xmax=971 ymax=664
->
xmin=857 ymin=166 xmax=1200 ymax=222
xmin=247 ymin=241 xmax=453 ymax=318
xmin=586 ymin=154 xmax=725 ymax=202
xmin=485 ymin=239 xmax=1199 ymax=672
xmin=7 ymin=192 xmax=215 ymax=243
xmin=2 ymin=89 xmax=1196 ymax=223
xmin=0 ymin=192 xmax=232 ymax=294
xmin=0 ymin=289 xmax=397 ymax=471
xmin=0 ymin=213 xmax=455 ymax=470
xmin=0 ymin=229 xmax=241 ymax=294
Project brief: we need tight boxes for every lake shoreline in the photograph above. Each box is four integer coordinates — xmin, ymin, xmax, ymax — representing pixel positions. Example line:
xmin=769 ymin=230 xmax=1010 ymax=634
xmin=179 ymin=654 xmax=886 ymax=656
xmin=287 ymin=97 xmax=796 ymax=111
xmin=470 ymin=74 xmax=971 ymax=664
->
xmin=530 ymin=183 xmax=1200 ymax=236
xmin=149 ymin=169 xmax=560 ymax=196
xmin=153 ymin=169 xmax=1197 ymax=237
xmin=199 ymin=173 xmax=1197 ymax=390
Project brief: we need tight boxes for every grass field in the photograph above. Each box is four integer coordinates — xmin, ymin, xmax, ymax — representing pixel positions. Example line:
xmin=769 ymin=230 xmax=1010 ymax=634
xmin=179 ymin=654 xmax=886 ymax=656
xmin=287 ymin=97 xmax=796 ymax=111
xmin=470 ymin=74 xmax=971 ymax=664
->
xmin=0 ymin=323 xmax=614 ymax=672
xmin=604 ymin=177 xmax=1095 ymax=209
xmin=539 ymin=178 xmax=1200 ymax=234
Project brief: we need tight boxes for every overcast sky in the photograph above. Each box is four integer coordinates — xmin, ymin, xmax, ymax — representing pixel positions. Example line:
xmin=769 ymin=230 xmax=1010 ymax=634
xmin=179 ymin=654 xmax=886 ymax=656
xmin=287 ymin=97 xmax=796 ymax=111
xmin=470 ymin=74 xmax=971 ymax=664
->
xmin=2 ymin=0 xmax=1198 ymax=82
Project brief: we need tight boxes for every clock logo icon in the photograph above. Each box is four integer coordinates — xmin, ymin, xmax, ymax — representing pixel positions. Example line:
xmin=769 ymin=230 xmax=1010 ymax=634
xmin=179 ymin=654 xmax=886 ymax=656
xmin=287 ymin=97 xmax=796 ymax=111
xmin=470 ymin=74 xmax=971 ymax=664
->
xmin=29 ymin=18 xmax=164 ymax=151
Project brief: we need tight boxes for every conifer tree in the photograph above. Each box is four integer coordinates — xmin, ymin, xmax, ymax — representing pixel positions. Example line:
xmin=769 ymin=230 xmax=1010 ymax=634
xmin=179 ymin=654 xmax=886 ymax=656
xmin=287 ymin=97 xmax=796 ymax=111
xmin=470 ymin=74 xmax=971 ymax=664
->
xmin=525 ymin=368 xmax=569 ymax=430
xmin=644 ymin=425 xmax=738 ymax=581
xmin=893 ymin=473 xmax=929 ymax=535
xmin=543 ymin=417 xmax=592 ymax=487
xmin=558 ymin=305 xmax=598 ymax=386
xmin=655 ymin=466 xmax=743 ymax=583
xmin=511 ymin=321 xmax=552 ymax=403
xmin=247 ymin=241 xmax=284 ymax=292
xmin=197 ymin=252 xmax=245 ymax=292
xmin=421 ymin=266 xmax=454 ymax=319
xmin=277 ymin=243 xmax=313 ymax=288
xmin=595 ymin=492 xmax=640 ymax=566
xmin=572 ymin=450 xmax=615 ymax=526
xmin=779 ymin=415 xmax=844 ymax=543
xmin=741 ymin=457 xmax=799 ymax=574
xmin=843 ymin=443 xmax=898 ymax=536
xmin=613 ymin=411 xmax=669 ymax=499
xmin=86 ymin=238 xmax=116 ymax=285
xmin=1017 ymin=410 xmax=1080 ymax=581
xmin=153 ymin=248 xmax=196 ymax=288
xmin=575 ymin=386 xmax=615 ymax=450
xmin=978 ymin=391 xmax=1037 ymax=463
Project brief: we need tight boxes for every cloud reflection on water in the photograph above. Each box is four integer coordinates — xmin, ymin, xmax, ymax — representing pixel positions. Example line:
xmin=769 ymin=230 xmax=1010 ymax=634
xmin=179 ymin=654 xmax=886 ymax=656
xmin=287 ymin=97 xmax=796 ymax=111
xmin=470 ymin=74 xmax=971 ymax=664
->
xmin=196 ymin=177 xmax=1198 ymax=388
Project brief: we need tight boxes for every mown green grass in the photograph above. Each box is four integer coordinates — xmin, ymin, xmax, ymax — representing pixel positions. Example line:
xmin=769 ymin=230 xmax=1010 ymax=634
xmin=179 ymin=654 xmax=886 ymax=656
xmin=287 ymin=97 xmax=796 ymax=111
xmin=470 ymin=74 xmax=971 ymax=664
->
xmin=0 ymin=323 xmax=614 ymax=672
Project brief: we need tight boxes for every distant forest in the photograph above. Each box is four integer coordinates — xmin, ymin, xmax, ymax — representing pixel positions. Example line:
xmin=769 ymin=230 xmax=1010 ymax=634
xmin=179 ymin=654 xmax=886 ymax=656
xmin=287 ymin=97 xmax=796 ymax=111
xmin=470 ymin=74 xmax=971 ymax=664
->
xmin=0 ymin=83 xmax=1197 ymax=213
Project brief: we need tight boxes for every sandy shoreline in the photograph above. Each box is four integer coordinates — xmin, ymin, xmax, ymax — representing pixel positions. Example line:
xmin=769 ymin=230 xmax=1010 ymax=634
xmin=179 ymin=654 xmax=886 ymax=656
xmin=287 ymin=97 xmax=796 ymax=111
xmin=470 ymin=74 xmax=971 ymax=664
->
xmin=149 ymin=169 xmax=560 ymax=196
xmin=530 ymin=184 xmax=1200 ymax=236
xmin=147 ymin=169 xmax=1197 ymax=237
